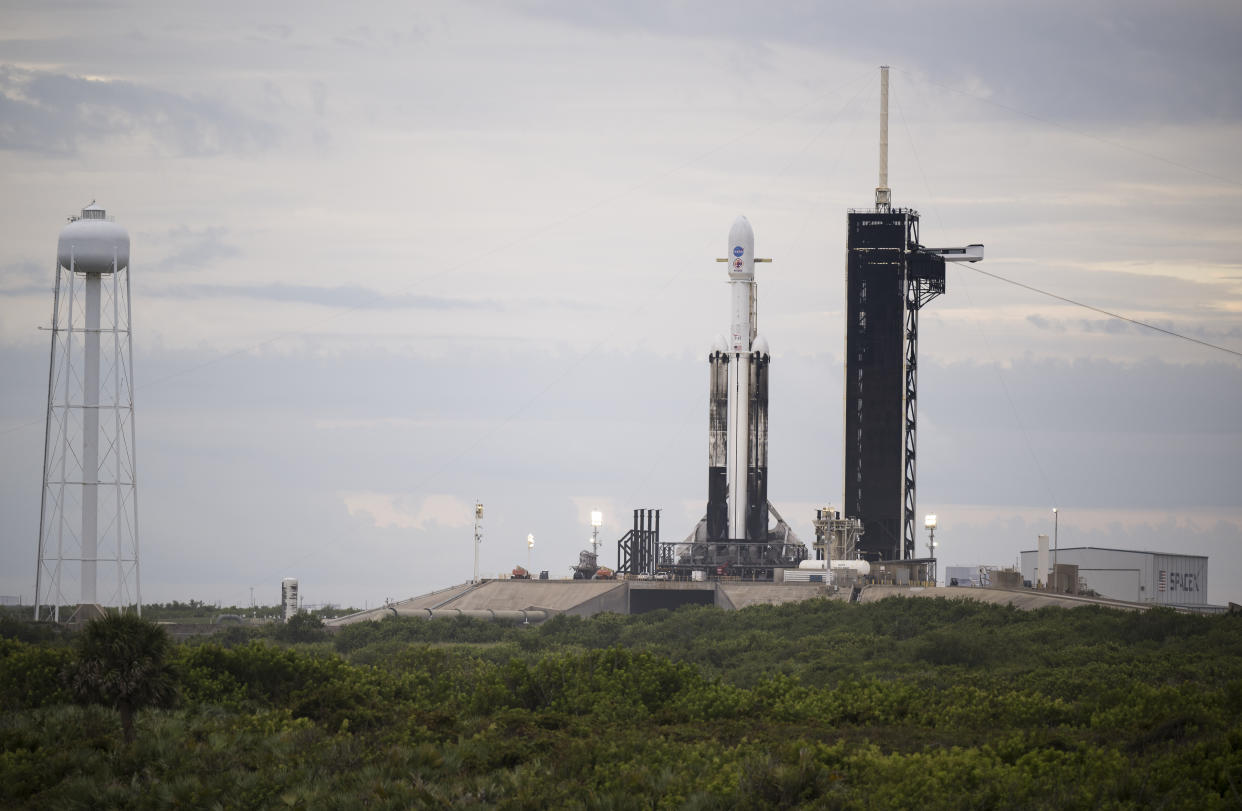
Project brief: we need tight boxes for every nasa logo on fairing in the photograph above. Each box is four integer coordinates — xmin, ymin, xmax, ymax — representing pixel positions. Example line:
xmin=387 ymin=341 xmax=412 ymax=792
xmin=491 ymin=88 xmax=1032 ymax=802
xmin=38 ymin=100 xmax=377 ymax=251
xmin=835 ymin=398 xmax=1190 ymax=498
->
xmin=733 ymin=245 xmax=744 ymax=257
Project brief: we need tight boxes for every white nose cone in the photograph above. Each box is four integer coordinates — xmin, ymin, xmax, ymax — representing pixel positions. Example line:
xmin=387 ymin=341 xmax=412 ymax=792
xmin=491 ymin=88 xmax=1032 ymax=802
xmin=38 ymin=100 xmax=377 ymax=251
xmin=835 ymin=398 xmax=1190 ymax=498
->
xmin=727 ymin=215 xmax=754 ymax=281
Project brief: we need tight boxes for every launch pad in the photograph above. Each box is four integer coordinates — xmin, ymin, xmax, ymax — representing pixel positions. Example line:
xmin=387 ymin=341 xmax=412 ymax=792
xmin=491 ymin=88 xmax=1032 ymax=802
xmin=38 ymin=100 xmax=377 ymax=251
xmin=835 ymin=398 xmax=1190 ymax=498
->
xmin=324 ymin=578 xmax=1150 ymax=628
xmin=615 ymin=507 xmax=807 ymax=582
xmin=327 ymin=578 xmax=837 ymax=625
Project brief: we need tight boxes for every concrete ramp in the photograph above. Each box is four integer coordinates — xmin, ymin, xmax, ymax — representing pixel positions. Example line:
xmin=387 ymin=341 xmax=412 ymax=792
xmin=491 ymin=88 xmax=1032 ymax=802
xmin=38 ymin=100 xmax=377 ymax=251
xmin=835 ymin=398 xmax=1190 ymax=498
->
xmin=718 ymin=582 xmax=837 ymax=610
xmin=327 ymin=582 xmax=481 ymax=626
xmin=329 ymin=580 xmax=1151 ymax=628
xmin=439 ymin=580 xmax=627 ymax=615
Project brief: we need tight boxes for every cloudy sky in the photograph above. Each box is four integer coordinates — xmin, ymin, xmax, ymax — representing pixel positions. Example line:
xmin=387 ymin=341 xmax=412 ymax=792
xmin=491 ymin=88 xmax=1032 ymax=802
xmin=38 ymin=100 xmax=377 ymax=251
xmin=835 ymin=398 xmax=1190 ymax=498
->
xmin=2 ymin=0 xmax=1240 ymax=609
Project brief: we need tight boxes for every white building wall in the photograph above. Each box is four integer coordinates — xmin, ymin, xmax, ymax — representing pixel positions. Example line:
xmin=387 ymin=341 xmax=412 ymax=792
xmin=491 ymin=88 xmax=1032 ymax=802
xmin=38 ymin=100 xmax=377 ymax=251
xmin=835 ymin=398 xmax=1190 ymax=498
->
xmin=1077 ymin=548 xmax=1146 ymax=602
xmin=1152 ymin=553 xmax=1207 ymax=606
xmin=1019 ymin=548 xmax=1208 ymax=606
xmin=1080 ymin=567 xmax=1142 ymax=602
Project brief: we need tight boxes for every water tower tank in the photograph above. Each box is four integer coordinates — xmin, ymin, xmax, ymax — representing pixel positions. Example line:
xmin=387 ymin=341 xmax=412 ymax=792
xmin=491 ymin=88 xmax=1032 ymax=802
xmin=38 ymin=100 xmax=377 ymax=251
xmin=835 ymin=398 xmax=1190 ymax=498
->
xmin=57 ymin=203 xmax=130 ymax=274
xmin=281 ymin=578 xmax=299 ymax=622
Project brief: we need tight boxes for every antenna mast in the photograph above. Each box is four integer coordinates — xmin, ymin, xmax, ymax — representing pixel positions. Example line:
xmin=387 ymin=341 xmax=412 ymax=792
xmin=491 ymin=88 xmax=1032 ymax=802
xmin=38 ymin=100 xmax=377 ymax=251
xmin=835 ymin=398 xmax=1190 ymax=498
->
xmin=876 ymin=65 xmax=891 ymax=211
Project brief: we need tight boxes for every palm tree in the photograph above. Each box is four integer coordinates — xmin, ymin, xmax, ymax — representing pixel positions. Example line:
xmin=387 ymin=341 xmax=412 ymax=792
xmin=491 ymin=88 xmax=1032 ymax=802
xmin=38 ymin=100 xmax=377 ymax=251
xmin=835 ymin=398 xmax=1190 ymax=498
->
xmin=67 ymin=612 xmax=177 ymax=744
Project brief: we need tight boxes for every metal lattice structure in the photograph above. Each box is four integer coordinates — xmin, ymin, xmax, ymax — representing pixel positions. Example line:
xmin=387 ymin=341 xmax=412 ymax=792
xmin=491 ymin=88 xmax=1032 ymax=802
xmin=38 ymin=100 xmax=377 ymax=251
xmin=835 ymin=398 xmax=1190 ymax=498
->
xmin=617 ymin=509 xmax=660 ymax=576
xmin=903 ymin=249 xmax=946 ymax=557
xmin=35 ymin=205 xmax=141 ymax=621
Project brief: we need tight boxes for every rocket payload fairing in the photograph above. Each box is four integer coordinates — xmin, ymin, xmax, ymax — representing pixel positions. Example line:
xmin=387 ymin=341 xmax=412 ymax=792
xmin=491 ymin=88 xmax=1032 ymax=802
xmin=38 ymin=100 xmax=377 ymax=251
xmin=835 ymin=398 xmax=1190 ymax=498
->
xmin=706 ymin=216 xmax=770 ymax=542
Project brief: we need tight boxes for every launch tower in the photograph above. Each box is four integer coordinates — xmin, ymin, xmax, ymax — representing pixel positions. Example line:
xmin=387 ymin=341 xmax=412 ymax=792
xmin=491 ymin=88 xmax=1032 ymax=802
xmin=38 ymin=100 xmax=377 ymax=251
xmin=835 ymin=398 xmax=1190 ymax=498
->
xmin=844 ymin=67 xmax=982 ymax=561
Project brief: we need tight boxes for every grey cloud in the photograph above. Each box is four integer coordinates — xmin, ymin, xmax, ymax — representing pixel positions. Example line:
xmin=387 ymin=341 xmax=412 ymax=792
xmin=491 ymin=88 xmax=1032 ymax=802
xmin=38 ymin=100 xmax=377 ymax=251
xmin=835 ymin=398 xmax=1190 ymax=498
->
xmin=1026 ymin=314 xmax=1064 ymax=332
xmin=1080 ymin=318 xmax=1135 ymax=335
xmin=332 ymin=27 xmax=380 ymax=51
xmin=253 ymin=24 xmax=294 ymax=41
xmin=147 ymin=282 xmax=501 ymax=312
xmin=311 ymin=81 xmax=327 ymax=117
xmin=0 ymin=260 xmax=47 ymax=294
xmin=922 ymin=356 xmax=1242 ymax=436
xmin=503 ymin=0 xmax=1242 ymax=124
xmin=1024 ymin=311 xmax=1242 ymax=343
xmin=0 ymin=65 xmax=277 ymax=156
xmin=915 ymin=351 xmax=1240 ymax=513
xmin=156 ymin=226 xmax=242 ymax=270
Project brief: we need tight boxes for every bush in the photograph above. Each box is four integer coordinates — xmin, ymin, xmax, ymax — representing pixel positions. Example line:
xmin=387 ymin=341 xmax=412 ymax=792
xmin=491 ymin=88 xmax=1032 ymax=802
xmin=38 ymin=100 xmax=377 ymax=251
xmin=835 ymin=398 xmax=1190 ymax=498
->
xmin=273 ymin=613 xmax=326 ymax=644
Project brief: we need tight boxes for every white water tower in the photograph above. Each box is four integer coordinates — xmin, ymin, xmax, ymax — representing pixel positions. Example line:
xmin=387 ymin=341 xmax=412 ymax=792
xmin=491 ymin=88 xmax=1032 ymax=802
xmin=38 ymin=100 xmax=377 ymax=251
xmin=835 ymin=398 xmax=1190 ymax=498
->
xmin=281 ymin=578 xmax=299 ymax=621
xmin=35 ymin=203 xmax=141 ymax=621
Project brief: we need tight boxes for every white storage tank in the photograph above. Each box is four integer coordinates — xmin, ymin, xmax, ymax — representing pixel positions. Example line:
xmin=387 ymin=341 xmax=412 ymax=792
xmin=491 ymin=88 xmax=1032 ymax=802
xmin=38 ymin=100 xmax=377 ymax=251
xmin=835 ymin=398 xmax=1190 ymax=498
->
xmin=281 ymin=577 xmax=299 ymax=621
xmin=831 ymin=560 xmax=871 ymax=577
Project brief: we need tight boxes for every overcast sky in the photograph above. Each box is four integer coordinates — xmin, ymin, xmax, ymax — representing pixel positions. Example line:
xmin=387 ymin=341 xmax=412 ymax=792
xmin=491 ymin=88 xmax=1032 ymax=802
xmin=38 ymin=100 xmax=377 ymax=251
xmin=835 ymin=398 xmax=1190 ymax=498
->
xmin=2 ymin=0 xmax=1240 ymax=609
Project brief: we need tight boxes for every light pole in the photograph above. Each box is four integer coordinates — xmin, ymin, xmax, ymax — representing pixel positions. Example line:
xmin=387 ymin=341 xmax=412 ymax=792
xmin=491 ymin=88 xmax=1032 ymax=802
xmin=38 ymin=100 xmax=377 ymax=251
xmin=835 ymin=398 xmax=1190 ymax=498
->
xmin=590 ymin=510 xmax=603 ymax=557
xmin=473 ymin=502 xmax=483 ymax=583
xmin=924 ymin=514 xmax=937 ymax=586
xmin=1052 ymin=507 xmax=1059 ymax=592
xmin=527 ymin=533 xmax=534 ymax=572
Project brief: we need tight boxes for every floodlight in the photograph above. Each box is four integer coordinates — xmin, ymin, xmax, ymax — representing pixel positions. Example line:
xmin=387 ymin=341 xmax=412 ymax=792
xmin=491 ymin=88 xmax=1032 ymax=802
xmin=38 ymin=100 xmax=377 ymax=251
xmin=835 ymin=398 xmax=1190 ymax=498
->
xmin=924 ymin=514 xmax=937 ymax=529
xmin=591 ymin=510 xmax=603 ymax=528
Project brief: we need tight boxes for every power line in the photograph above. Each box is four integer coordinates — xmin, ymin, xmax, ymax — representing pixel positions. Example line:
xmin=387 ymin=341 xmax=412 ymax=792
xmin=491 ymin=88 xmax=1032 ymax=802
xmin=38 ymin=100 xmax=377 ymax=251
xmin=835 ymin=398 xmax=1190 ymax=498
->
xmin=892 ymin=86 xmax=1059 ymax=507
xmin=962 ymin=264 xmax=1242 ymax=359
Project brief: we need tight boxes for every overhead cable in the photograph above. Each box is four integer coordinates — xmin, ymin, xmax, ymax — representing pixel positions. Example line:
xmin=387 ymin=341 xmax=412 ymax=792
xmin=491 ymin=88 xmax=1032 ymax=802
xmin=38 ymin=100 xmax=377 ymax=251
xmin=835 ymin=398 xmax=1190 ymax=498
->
xmin=962 ymin=265 xmax=1242 ymax=359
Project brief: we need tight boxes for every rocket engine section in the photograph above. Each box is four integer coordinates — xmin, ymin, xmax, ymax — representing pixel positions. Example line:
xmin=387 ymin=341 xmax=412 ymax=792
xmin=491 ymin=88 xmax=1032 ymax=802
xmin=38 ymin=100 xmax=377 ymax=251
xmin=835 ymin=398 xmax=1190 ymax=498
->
xmin=707 ymin=343 xmax=729 ymax=540
xmin=746 ymin=345 xmax=770 ymax=541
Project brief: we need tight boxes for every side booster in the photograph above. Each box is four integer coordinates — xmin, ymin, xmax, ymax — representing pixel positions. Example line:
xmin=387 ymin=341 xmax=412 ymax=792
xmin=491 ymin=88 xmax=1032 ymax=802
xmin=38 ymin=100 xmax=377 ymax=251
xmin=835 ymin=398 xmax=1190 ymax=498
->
xmin=707 ymin=216 xmax=770 ymax=542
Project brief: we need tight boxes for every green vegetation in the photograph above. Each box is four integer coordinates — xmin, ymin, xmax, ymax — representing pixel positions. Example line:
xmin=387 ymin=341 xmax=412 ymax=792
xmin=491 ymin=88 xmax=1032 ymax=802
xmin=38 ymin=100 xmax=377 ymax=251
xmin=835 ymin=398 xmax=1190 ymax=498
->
xmin=3 ymin=597 xmax=1241 ymax=807
xmin=138 ymin=600 xmax=358 ymax=624
xmin=66 ymin=613 xmax=177 ymax=744
xmin=0 ymin=600 xmax=360 ymax=626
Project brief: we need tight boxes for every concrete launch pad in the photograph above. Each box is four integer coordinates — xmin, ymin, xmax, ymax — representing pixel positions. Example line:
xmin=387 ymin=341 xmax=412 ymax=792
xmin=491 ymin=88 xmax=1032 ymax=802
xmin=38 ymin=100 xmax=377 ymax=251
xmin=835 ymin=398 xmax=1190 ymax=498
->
xmin=327 ymin=579 xmax=840 ymax=625
xmin=326 ymin=579 xmax=1165 ymax=627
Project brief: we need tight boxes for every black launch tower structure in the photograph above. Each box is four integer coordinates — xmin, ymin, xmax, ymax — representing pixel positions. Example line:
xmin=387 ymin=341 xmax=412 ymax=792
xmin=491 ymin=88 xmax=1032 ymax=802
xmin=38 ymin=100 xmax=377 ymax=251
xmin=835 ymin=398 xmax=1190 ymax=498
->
xmin=844 ymin=208 xmax=946 ymax=561
xmin=844 ymin=66 xmax=981 ymax=564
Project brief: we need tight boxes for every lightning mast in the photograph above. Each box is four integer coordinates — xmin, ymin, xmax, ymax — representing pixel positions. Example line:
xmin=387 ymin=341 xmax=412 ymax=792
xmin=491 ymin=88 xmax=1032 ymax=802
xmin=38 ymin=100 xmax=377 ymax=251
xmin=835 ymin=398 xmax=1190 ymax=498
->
xmin=844 ymin=69 xmax=982 ymax=561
